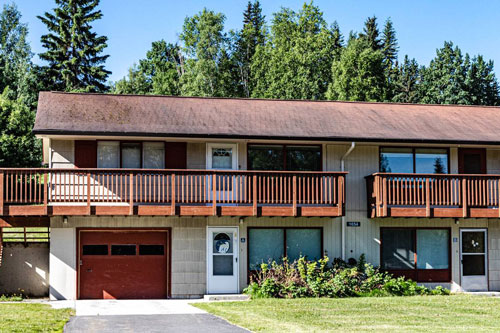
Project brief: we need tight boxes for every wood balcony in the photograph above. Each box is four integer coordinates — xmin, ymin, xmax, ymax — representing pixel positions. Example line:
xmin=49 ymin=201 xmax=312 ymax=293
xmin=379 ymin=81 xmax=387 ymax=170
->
xmin=0 ymin=169 xmax=346 ymax=223
xmin=367 ymin=173 xmax=500 ymax=218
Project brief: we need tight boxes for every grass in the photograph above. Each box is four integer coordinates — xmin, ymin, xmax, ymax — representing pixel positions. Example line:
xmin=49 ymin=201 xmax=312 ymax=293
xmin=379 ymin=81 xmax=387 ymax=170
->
xmin=0 ymin=304 xmax=74 ymax=332
xmin=2 ymin=227 xmax=49 ymax=242
xmin=194 ymin=295 xmax=500 ymax=332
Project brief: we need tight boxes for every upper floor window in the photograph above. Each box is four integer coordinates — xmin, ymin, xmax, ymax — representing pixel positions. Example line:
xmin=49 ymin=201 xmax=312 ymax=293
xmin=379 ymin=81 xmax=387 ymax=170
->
xmin=248 ymin=144 xmax=321 ymax=171
xmin=380 ymin=147 xmax=448 ymax=174
xmin=97 ymin=141 xmax=165 ymax=169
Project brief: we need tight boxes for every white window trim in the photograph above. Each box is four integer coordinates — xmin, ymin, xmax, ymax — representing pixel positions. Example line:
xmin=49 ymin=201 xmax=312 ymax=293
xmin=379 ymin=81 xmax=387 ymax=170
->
xmin=206 ymin=143 xmax=238 ymax=170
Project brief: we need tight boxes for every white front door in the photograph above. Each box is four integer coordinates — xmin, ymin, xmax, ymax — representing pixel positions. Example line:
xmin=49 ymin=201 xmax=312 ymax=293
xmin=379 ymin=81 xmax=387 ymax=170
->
xmin=461 ymin=229 xmax=488 ymax=291
xmin=207 ymin=227 xmax=239 ymax=294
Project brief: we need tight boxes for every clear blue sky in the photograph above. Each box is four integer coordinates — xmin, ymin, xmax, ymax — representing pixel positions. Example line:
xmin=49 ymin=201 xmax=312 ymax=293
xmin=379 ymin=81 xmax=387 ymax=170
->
xmin=12 ymin=0 xmax=500 ymax=82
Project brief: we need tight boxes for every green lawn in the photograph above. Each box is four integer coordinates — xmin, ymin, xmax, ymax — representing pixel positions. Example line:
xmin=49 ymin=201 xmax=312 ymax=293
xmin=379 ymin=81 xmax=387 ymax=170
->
xmin=0 ymin=304 xmax=74 ymax=332
xmin=194 ymin=295 xmax=500 ymax=332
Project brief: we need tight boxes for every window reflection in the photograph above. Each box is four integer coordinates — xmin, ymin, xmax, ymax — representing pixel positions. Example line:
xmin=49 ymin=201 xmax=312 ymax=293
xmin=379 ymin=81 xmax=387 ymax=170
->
xmin=380 ymin=147 xmax=448 ymax=174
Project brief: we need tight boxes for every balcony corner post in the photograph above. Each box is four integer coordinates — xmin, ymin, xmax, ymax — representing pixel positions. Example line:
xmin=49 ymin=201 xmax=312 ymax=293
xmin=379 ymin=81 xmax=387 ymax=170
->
xmin=171 ymin=173 xmax=176 ymax=216
xmin=292 ymin=175 xmax=297 ymax=216
xmin=129 ymin=173 xmax=134 ymax=215
xmin=86 ymin=172 xmax=91 ymax=215
xmin=338 ymin=175 xmax=344 ymax=216
xmin=374 ymin=175 xmax=380 ymax=217
xmin=0 ymin=171 xmax=4 ymax=216
xmin=425 ymin=178 xmax=430 ymax=217
xmin=43 ymin=172 xmax=48 ymax=215
xmin=252 ymin=174 xmax=257 ymax=216
xmin=497 ymin=179 xmax=500 ymax=218
xmin=212 ymin=173 xmax=217 ymax=216
xmin=382 ymin=177 xmax=387 ymax=217
xmin=462 ymin=178 xmax=468 ymax=218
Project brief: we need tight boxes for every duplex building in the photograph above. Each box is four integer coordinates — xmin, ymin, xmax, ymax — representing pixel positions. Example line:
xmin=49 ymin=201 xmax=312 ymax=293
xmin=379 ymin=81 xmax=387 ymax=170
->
xmin=1 ymin=91 xmax=500 ymax=299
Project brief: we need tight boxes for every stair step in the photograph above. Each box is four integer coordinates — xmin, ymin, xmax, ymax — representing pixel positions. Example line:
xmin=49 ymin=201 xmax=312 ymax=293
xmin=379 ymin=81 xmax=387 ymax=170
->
xmin=203 ymin=294 xmax=250 ymax=302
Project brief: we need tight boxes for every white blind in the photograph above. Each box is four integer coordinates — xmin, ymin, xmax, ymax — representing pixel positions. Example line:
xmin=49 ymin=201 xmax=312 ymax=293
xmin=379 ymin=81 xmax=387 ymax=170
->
xmin=97 ymin=141 xmax=119 ymax=168
xmin=122 ymin=143 xmax=141 ymax=169
xmin=143 ymin=142 xmax=165 ymax=169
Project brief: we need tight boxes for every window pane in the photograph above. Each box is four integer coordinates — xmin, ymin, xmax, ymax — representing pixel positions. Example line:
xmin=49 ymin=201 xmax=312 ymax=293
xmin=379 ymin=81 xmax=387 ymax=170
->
xmin=213 ymin=232 xmax=233 ymax=254
xmin=417 ymin=229 xmax=449 ymax=269
xmin=213 ymin=255 xmax=233 ymax=276
xmin=82 ymin=245 xmax=108 ymax=255
xmin=380 ymin=148 xmax=413 ymax=173
xmin=462 ymin=255 xmax=486 ymax=276
xmin=286 ymin=146 xmax=321 ymax=171
xmin=212 ymin=148 xmax=233 ymax=169
xmin=462 ymin=232 xmax=485 ymax=253
xmin=381 ymin=229 xmax=415 ymax=270
xmin=111 ymin=244 xmax=136 ymax=255
xmin=139 ymin=245 xmax=164 ymax=255
xmin=415 ymin=149 xmax=448 ymax=174
xmin=143 ymin=142 xmax=165 ymax=169
xmin=97 ymin=141 xmax=119 ymax=168
xmin=248 ymin=229 xmax=284 ymax=270
xmin=286 ymin=229 xmax=322 ymax=262
xmin=122 ymin=143 xmax=141 ymax=168
xmin=248 ymin=145 xmax=284 ymax=170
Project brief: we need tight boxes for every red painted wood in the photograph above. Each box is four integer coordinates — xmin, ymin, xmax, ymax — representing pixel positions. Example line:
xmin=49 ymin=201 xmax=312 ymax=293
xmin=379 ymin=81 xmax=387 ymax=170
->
xmin=74 ymin=141 xmax=97 ymax=168
xmin=79 ymin=230 xmax=168 ymax=299
xmin=165 ymin=142 xmax=187 ymax=169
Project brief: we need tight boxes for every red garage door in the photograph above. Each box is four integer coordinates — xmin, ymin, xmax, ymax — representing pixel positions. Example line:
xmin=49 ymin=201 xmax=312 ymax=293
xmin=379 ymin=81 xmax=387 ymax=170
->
xmin=79 ymin=229 xmax=170 ymax=299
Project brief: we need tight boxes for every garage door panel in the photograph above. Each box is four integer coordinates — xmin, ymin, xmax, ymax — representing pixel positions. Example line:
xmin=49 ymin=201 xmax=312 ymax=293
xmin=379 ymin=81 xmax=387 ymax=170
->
xmin=79 ymin=230 xmax=169 ymax=299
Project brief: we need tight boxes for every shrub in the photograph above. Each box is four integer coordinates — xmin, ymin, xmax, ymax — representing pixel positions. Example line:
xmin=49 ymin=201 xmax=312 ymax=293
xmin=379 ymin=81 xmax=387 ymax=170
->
xmin=244 ymin=255 xmax=450 ymax=299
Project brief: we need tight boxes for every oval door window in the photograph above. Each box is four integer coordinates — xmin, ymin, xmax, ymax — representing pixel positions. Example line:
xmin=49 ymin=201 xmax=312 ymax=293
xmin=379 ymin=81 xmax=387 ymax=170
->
xmin=213 ymin=232 xmax=233 ymax=276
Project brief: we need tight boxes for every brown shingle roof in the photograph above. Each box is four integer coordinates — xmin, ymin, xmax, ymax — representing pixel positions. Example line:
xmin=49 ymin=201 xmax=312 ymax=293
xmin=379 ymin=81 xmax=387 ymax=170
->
xmin=33 ymin=91 xmax=500 ymax=144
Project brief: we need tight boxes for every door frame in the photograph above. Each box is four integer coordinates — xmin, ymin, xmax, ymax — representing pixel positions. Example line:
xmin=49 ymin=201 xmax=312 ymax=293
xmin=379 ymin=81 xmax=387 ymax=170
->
xmin=206 ymin=143 xmax=238 ymax=170
xmin=206 ymin=226 xmax=240 ymax=294
xmin=458 ymin=148 xmax=486 ymax=174
xmin=460 ymin=228 xmax=488 ymax=291
xmin=76 ymin=228 xmax=172 ymax=300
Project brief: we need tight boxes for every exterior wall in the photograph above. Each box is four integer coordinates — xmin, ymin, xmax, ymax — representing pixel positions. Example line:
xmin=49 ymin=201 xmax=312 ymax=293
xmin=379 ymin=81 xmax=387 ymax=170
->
xmin=50 ymin=140 xmax=75 ymax=169
xmin=0 ymin=243 xmax=49 ymax=297
xmin=49 ymin=215 xmax=340 ymax=300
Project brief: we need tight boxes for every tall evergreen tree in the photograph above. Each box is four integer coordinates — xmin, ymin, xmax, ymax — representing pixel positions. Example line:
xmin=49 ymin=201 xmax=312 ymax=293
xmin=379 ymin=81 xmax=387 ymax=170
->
xmin=465 ymin=55 xmax=499 ymax=105
xmin=392 ymin=55 xmax=420 ymax=103
xmin=419 ymin=42 xmax=469 ymax=105
xmin=233 ymin=1 xmax=266 ymax=97
xmin=38 ymin=0 xmax=110 ymax=92
xmin=359 ymin=16 xmax=381 ymax=51
xmin=326 ymin=37 xmax=386 ymax=101
xmin=381 ymin=18 xmax=398 ymax=100
xmin=251 ymin=2 xmax=342 ymax=99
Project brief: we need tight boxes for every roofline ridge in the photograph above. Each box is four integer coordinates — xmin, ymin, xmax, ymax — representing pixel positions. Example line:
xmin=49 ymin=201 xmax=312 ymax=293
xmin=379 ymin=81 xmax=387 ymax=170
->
xmin=41 ymin=91 xmax=500 ymax=110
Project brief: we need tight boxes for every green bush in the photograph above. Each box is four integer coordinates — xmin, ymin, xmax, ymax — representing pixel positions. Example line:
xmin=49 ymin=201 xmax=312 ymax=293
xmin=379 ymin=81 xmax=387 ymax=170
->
xmin=244 ymin=255 xmax=450 ymax=299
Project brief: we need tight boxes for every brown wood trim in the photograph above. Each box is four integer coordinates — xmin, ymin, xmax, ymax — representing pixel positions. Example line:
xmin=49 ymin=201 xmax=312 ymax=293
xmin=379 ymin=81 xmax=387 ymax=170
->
xmin=260 ymin=207 xmax=294 ymax=216
xmin=137 ymin=206 xmax=173 ymax=216
xmin=76 ymin=227 xmax=172 ymax=299
xmin=51 ymin=206 xmax=90 ymax=216
xmin=93 ymin=206 xmax=131 ymax=215
xmin=220 ymin=206 xmax=253 ymax=216
xmin=4 ymin=205 xmax=47 ymax=216
xmin=301 ymin=207 xmax=341 ymax=217
xmin=178 ymin=206 xmax=213 ymax=216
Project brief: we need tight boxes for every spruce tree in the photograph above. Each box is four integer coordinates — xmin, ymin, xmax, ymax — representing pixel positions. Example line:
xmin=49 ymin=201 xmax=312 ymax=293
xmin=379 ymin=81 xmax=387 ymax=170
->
xmin=392 ymin=55 xmax=420 ymax=103
xmin=465 ymin=55 xmax=499 ymax=105
xmin=38 ymin=0 xmax=110 ymax=92
xmin=359 ymin=16 xmax=381 ymax=51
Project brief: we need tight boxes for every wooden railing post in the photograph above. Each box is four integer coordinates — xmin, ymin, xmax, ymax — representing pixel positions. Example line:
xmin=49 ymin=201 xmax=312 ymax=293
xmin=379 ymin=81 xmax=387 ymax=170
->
xmin=374 ymin=175 xmax=380 ymax=217
xmin=212 ymin=174 xmax=217 ymax=216
xmin=129 ymin=173 xmax=134 ymax=215
xmin=0 ymin=171 xmax=4 ymax=216
xmin=292 ymin=175 xmax=297 ymax=216
xmin=252 ymin=174 xmax=257 ymax=216
xmin=338 ymin=175 xmax=344 ymax=216
xmin=425 ymin=177 xmax=430 ymax=217
xmin=498 ymin=179 xmax=500 ymax=218
xmin=86 ymin=172 xmax=91 ymax=215
xmin=382 ymin=177 xmax=387 ymax=217
xmin=462 ymin=178 xmax=468 ymax=218
xmin=171 ymin=173 xmax=176 ymax=215
xmin=43 ymin=172 xmax=48 ymax=214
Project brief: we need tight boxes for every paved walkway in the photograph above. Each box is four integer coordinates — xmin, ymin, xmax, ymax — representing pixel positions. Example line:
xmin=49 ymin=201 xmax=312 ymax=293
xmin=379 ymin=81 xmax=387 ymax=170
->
xmin=50 ymin=299 xmax=247 ymax=332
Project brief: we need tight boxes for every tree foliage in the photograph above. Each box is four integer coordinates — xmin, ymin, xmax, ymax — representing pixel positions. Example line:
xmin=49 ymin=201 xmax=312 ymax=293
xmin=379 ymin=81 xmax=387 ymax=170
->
xmin=38 ymin=0 xmax=110 ymax=92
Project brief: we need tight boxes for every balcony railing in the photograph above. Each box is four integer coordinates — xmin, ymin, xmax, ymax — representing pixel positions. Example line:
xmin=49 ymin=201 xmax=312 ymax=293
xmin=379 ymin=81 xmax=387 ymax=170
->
xmin=366 ymin=173 xmax=500 ymax=218
xmin=0 ymin=169 xmax=346 ymax=217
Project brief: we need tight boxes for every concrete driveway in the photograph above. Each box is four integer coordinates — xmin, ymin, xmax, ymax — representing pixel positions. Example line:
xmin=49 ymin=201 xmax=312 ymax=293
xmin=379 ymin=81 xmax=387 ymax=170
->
xmin=50 ymin=300 xmax=248 ymax=332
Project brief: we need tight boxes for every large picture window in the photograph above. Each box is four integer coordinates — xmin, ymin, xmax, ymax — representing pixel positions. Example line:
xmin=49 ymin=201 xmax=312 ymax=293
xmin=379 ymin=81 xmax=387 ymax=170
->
xmin=248 ymin=145 xmax=321 ymax=171
xmin=380 ymin=228 xmax=450 ymax=282
xmin=380 ymin=147 xmax=448 ymax=174
xmin=97 ymin=141 xmax=166 ymax=169
xmin=248 ymin=228 xmax=322 ymax=271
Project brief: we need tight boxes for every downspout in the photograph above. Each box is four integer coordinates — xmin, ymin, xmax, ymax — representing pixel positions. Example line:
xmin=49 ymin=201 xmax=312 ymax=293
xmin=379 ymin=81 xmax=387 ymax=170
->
xmin=340 ymin=142 xmax=355 ymax=261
